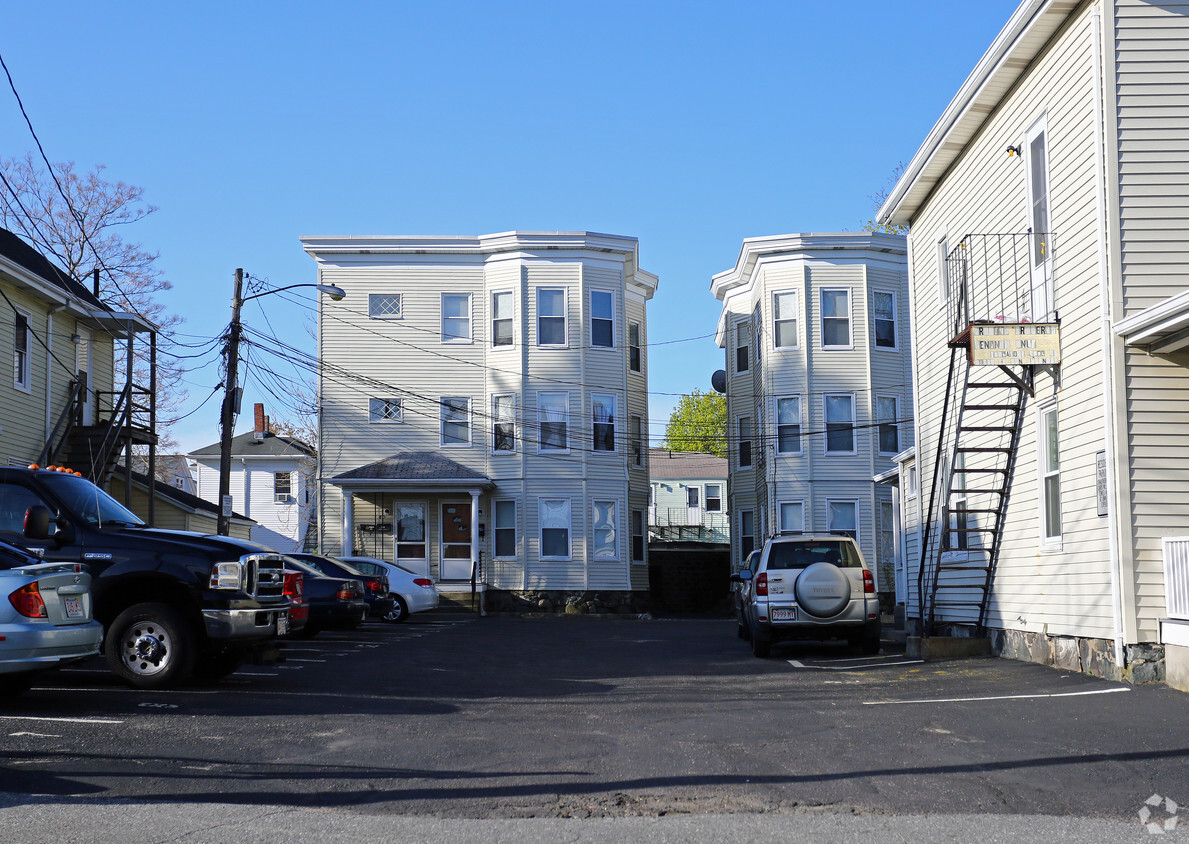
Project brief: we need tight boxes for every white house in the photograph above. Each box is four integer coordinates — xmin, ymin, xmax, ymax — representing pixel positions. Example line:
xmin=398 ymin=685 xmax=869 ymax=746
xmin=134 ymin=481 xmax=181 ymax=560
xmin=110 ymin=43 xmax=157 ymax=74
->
xmin=190 ymin=404 xmax=316 ymax=553
xmin=711 ymin=233 xmax=911 ymax=606
xmin=301 ymin=231 xmax=657 ymax=609
xmin=648 ymin=448 xmax=729 ymax=544
xmin=878 ymin=0 xmax=1189 ymax=689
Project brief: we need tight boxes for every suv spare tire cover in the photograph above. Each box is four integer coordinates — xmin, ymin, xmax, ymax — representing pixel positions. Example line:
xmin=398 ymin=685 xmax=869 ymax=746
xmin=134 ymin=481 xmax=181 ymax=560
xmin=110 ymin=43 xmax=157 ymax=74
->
xmin=794 ymin=562 xmax=852 ymax=618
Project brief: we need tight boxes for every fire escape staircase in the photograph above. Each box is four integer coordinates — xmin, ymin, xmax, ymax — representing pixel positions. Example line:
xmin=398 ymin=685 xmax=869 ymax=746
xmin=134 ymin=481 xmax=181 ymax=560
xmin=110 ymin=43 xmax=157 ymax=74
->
xmin=39 ymin=379 xmax=157 ymax=488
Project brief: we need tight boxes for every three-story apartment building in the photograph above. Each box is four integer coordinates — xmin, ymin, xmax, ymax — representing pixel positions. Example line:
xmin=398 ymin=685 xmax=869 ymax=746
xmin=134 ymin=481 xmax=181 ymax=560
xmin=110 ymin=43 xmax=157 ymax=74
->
xmin=301 ymin=232 xmax=657 ymax=605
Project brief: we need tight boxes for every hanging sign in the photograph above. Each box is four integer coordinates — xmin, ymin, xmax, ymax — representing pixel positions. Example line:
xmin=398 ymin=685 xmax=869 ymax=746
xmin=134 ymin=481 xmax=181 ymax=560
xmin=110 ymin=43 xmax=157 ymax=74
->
xmin=969 ymin=323 xmax=1061 ymax=366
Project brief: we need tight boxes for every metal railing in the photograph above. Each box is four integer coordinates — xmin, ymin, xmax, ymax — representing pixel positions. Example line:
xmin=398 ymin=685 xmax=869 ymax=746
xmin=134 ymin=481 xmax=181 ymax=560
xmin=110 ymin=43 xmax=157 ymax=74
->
xmin=649 ymin=507 xmax=730 ymax=542
xmin=945 ymin=232 xmax=1056 ymax=340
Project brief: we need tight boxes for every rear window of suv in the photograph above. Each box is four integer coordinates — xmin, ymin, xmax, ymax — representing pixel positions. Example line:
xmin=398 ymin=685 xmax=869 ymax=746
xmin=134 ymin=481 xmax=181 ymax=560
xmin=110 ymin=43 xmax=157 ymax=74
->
xmin=765 ymin=540 xmax=862 ymax=570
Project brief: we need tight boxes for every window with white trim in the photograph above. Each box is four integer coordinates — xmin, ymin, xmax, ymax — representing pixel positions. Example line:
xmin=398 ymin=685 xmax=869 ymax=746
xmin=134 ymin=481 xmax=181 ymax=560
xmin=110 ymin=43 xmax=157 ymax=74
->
xmin=440 ymin=397 xmax=470 ymax=446
xmin=494 ymin=499 xmax=516 ymax=558
xmin=492 ymin=394 xmax=515 ymax=452
xmin=773 ymin=291 xmax=798 ymax=348
xmin=735 ymin=320 xmax=750 ymax=373
xmin=1040 ymin=402 xmax=1062 ymax=544
xmin=824 ymin=394 xmax=855 ymax=453
xmin=13 ymin=310 xmax=30 ymax=391
xmin=369 ymin=397 xmax=402 ymax=423
xmin=591 ymin=290 xmax=614 ymax=348
xmin=906 ymin=463 xmax=918 ymax=498
xmin=441 ymin=293 xmax=472 ymax=343
xmin=686 ymin=486 xmax=700 ymax=509
xmin=592 ymin=393 xmax=616 ymax=452
xmin=539 ymin=498 xmax=571 ymax=560
xmin=629 ymin=322 xmax=642 ymax=372
xmin=776 ymin=396 xmax=801 ymax=455
xmin=705 ymin=483 xmax=722 ymax=512
xmin=873 ymin=290 xmax=896 ymax=349
xmin=740 ymin=510 xmax=755 ymax=559
xmin=947 ymin=453 xmax=969 ymax=553
xmin=876 ymin=395 xmax=899 ymax=455
xmin=491 ymin=291 xmax=513 ymax=347
xmin=630 ymin=415 xmax=643 ymax=467
xmin=538 ymin=392 xmax=569 ymax=452
xmin=820 ymin=289 xmax=852 ymax=349
xmin=593 ymin=500 xmax=618 ymax=560
xmin=737 ymin=416 xmax=752 ymax=468
xmin=537 ymin=288 xmax=567 ymax=346
xmin=778 ymin=501 xmax=804 ymax=535
xmin=631 ymin=509 xmax=645 ymax=563
xmin=368 ymin=293 xmax=402 ymax=319
xmin=273 ymin=472 xmax=292 ymax=503
xmin=827 ymin=500 xmax=858 ymax=541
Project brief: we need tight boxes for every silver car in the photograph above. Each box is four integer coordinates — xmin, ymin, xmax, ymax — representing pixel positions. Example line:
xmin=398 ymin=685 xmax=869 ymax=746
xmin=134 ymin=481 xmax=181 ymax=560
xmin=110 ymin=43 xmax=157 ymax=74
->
xmin=732 ymin=535 xmax=881 ymax=657
xmin=339 ymin=556 xmax=440 ymax=623
xmin=1 ymin=539 xmax=103 ymax=696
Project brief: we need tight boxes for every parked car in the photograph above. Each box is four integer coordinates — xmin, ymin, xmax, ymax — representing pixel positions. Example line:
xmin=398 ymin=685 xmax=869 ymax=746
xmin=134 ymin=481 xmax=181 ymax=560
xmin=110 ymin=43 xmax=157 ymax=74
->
xmin=282 ymin=569 xmax=309 ymax=638
xmin=287 ymin=554 xmax=395 ymax=621
xmin=0 ymin=537 xmax=103 ymax=697
xmin=733 ymin=549 xmax=761 ymax=640
xmin=731 ymin=535 xmax=881 ymax=657
xmin=282 ymin=557 xmax=367 ymax=638
xmin=339 ymin=556 xmax=440 ymax=623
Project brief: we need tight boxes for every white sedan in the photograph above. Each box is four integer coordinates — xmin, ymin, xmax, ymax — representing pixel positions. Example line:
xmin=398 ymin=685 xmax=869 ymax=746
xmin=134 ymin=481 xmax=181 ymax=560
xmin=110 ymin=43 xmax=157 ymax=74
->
xmin=338 ymin=556 xmax=439 ymax=623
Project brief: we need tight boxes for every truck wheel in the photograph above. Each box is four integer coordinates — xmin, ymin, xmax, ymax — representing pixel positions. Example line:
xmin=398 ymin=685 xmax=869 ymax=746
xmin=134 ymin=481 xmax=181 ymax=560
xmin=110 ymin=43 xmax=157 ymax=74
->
xmin=105 ymin=602 xmax=196 ymax=689
xmin=384 ymin=595 xmax=409 ymax=623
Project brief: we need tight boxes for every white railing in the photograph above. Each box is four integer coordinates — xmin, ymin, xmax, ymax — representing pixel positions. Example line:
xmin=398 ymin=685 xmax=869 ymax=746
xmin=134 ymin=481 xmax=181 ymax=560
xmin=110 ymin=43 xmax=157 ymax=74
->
xmin=1162 ymin=537 xmax=1189 ymax=621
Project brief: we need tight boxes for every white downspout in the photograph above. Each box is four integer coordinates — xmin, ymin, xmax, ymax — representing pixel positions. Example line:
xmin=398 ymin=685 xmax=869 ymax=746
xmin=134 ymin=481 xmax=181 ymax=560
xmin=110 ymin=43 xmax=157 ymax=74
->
xmin=1091 ymin=4 xmax=1125 ymax=667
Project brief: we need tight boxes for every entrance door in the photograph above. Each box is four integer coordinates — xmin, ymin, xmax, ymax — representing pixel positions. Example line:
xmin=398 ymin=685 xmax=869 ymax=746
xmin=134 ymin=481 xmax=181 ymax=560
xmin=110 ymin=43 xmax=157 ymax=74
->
xmin=686 ymin=486 xmax=701 ymax=526
xmin=75 ymin=327 xmax=93 ymax=425
xmin=439 ymin=502 xmax=473 ymax=581
xmin=1025 ymin=116 xmax=1052 ymax=320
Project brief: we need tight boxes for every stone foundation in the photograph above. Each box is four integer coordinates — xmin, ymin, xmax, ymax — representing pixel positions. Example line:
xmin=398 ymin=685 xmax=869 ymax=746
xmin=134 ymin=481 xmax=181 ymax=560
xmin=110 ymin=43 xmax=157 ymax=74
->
xmin=483 ymin=590 xmax=652 ymax=616
xmin=933 ymin=622 xmax=1166 ymax=685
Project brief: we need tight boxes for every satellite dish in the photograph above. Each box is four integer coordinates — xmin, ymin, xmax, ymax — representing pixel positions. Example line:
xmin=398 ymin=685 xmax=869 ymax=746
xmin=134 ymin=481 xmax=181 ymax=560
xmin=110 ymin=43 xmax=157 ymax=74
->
xmin=711 ymin=370 xmax=727 ymax=393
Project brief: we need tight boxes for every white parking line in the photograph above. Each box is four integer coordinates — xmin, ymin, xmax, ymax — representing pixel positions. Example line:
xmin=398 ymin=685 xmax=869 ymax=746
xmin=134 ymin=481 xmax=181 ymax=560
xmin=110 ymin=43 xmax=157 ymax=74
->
xmin=33 ymin=687 xmax=220 ymax=695
xmin=788 ymin=659 xmax=924 ymax=670
xmin=863 ymin=687 xmax=1131 ymax=705
xmin=283 ymin=659 xmax=326 ymax=663
xmin=0 ymin=715 xmax=123 ymax=724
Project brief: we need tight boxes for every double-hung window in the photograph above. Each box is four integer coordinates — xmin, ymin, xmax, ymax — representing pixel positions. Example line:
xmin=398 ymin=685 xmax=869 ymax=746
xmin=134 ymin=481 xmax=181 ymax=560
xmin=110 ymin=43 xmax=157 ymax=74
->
xmin=593 ymin=500 xmax=618 ymax=560
xmin=441 ymin=293 xmax=471 ymax=343
xmin=779 ymin=501 xmax=804 ymax=535
xmin=537 ymin=288 xmax=567 ymax=346
xmin=630 ymin=415 xmax=643 ymax=467
xmin=820 ymin=289 xmax=852 ymax=349
xmin=369 ymin=397 xmax=402 ymax=423
xmin=827 ymin=500 xmax=858 ymax=541
xmin=629 ymin=322 xmax=642 ymax=372
xmin=13 ymin=311 xmax=30 ymax=391
xmin=631 ymin=510 xmax=645 ymax=563
xmin=776 ymin=396 xmax=801 ymax=455
xmin=737 ymin=416 xmax=752 ymax=468
xmin=1040 ymin=402 xmax=1061 ymax=545
xmin=873 ymin=291 xmax=897 ymax=349
xmin=440 ymin=397 xmax=470 ymax=446
xmin=494 ymin=500 xmax=517 ymax=558
xmin=592 ymin=394 xmax=616 ymax=452
xmin=773 ymin=291 xmax=798 ymax=348
xmin=591 ymin=290 xmax=614 ymax=348
xmin=492 ymin=394 xmax=515 ymax=452
xmin=740 ymin=510 xmax=755 ymax=559
xmin=705 ymin=484 xmax=722 ymax=512
xmin=491 ymin=291 xmax=513 ymax=347
xmin=876 ymin=395 xmax=899 ymax=455
xmin=824 ymin=394 xmax=855 ymax=454
xmin=538 ymin=392 xmax=569 ymax=452
xmin=735 ymin=320 xmax=750 ymax=373
xmin=274 ymin=472 xmax=292 ymax=503
xmin=368 ymin=293 xmax=402 ymax=319
xmin=540 ymin=498 xmax=571 ymax=560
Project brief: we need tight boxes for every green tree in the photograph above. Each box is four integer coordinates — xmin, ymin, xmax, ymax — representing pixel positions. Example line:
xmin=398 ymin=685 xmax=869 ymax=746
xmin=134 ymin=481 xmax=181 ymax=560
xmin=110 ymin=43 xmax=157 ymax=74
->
xmin=663 ymin=390 xmax=727 ymax=458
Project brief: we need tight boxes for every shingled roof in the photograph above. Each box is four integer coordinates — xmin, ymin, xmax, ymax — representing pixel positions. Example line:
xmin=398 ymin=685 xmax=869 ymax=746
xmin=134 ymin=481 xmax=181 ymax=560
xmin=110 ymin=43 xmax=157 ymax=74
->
xmin=0 ymin=226 xmax=111 ymax=310
xmin=189 ymin=431 xmax=316 ymax=459
xmin=331 ymin=452 xmax=490 ymax=484
xmin=648 ymin=448 xmax=728 ymax=481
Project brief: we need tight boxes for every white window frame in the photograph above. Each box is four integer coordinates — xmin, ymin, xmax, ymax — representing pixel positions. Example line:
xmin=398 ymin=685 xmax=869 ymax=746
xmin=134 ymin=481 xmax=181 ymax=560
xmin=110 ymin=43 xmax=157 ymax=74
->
xmin=1038 ymin=399 xmax=1062 ymax=549
xmin=590 ymin=290 xmax=615 ymax=349
xmin=820 ymin=288 xmax=853 ymax=350
xmin=905 ymin=463 xmax=918 ymax=499
xmin=537 ymin=391 xmax=570 ymax=453
xmin=273 ymin=471 xmax=292 ymax=504
xmin=492 ymin=394 xmax=516 ymax=453
xmin=369 ymin=397 xmax=403 ymax=423
xmin=368 ymin=293 xmax=402 ymax=320
xmin=775 ymin=395 xmax=802 ymax=455
xmin=827 ymin=499 xmax=860 ymax=542
xmin=740 ymin=510 xmax=755 ymax=560
xmin=440 ymin=292 xmax=473 ymax=344
xmin=936 ymin=234 xmax=949 ymax=308
xmin=778 ymin=500 xmax=805 ymax=535
xmin=491 ymin=290 xmax=514 ymax=348
xmin=628 ymin=321 xmax=642 ymax=373
xmin=704 ymin=483 xmax=722 ymax=512
xmin=439 ymin=396 xmax=471 ymax=447
xmin=824 ymin=393 xmax=857 ymax=455
xmin=493 ymin=499 xmax=517 ymax=559
xmin=537 ymin=287 xmax=568 ymax=347
xmin=876 ymin=395 xmax=900 ymax=456
xmin=539 ymin=498 xmax=572 ymax=561
xmin=773 ymin=290 xmax=799 ymax=349
xmin=395 ymin=502 xmax=428 ymax=561
xmin=737 ymin=416 xmax=753 ymax=468
xmin=631 ymin=509 xmax=646 ymax=564
xmin=734 ymin=319 xmax=750 ymax=374
xmin=630 ymin=414 xmax=644 ymax=467
xmin=592 ymin=393 xmax=617 ymax=453
xmin=13 ymin=308 xmax=31 ymax=392
xmin=872 ymin=289 xmax=897 ymax=350
xmin=592 ymin=499 xmax=619 ymax=560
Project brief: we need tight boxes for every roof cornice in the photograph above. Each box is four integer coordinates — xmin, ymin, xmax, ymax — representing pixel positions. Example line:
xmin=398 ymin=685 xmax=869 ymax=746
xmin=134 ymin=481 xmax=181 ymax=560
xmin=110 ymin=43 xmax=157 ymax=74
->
xmin=300 ymin=231 xmax=641 ymax=260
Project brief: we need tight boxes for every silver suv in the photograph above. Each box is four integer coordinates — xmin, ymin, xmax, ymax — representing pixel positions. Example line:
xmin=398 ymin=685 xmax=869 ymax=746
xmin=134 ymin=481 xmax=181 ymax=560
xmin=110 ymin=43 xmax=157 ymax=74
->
xmin=731 ymin=535 xmax=881 ymax=657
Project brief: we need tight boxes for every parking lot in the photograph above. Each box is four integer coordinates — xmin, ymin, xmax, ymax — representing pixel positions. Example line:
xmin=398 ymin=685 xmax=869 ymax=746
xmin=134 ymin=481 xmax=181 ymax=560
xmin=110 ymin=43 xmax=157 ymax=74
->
xmin=1 ymin=613 xmax=1185 ymax=838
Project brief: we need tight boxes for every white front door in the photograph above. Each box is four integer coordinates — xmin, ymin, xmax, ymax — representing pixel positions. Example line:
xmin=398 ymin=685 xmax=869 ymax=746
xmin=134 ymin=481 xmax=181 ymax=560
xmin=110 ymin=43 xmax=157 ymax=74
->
xmin=1025 ymin=116 xmax=1052 ymax=320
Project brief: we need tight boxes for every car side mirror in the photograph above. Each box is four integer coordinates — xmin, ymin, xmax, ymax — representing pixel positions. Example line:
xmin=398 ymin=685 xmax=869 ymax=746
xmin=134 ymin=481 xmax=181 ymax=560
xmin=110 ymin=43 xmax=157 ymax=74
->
xmin=23 ymin=505 xmax=53 ymax=539
xmin=732 ymin=569 xmax=753 ymax=582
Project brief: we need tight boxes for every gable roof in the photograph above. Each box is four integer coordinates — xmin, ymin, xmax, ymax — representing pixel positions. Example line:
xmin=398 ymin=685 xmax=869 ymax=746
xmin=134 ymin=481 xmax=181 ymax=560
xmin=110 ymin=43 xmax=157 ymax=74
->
xmin=190 ymin=431 xmax=316 ymax=459
xmin=109 ymin=465 xmax=253 ymax=524
xmin=648 ymin=448 xmax=728 ymax=481
xmin=0 ymin=226 xmax=109 ymax=310
xmin=329 ymin=452 xmax=492 ymax=489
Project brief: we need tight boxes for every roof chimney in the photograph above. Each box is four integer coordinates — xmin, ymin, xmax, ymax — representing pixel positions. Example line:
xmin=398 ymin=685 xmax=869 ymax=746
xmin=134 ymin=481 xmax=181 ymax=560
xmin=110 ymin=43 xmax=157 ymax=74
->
xmin=253 ymin=404 xmax=266 ymax=439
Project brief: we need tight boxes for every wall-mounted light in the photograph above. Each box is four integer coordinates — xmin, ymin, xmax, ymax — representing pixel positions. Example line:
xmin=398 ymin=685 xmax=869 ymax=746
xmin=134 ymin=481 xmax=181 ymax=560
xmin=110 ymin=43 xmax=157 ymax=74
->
xmin=1006 ymin=144 xmax=1021 ymax=158
xmin=70 ymin=334 xmax=81 ymax=345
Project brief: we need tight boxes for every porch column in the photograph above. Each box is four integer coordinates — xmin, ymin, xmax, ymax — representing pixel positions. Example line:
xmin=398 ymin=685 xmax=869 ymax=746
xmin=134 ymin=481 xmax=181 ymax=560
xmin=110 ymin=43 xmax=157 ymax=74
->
xmin=470 ymin=490 xmax=480 ymax=579
xmin=340 ymin=491 xmax=354 ymax=557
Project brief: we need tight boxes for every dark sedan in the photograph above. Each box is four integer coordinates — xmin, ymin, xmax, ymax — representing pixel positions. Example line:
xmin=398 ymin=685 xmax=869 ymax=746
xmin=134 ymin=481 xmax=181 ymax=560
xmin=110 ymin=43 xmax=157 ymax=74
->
xmin=287 ymin=554 xmax=395 ymax=621
xmin=282 ymin=557 xmax=367 ymax=638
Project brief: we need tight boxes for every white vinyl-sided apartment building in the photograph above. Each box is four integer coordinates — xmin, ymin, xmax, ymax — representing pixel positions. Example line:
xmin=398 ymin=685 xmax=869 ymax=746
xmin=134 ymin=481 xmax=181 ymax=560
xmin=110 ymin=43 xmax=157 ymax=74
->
xmin=302 ymin=232 xmax=657 ymax=605
xmin=711 ymin=233 xmax=911 ymax=604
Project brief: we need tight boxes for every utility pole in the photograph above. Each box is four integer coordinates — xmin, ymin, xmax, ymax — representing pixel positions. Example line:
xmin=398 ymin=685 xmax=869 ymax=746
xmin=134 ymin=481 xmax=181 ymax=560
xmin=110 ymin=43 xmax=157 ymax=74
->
xmin=217 ymin=268 xmax=244 ymax=536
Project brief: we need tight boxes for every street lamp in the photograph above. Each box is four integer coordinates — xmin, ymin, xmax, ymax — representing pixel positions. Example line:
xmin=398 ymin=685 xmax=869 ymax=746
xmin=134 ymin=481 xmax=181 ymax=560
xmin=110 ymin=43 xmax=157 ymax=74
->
xmin=217 ymin=268 xmax=345 ymax=535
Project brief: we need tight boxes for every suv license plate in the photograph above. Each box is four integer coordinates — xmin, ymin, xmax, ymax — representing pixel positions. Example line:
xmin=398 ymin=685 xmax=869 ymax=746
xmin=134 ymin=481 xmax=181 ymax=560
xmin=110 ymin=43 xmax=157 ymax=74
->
xmin=64 ymin=597 xmax=83 ymax=618
xmin=277 ymin=614 xmax=289 ymax=636
xmin=771 ymin=607 xmax=797 ymax=621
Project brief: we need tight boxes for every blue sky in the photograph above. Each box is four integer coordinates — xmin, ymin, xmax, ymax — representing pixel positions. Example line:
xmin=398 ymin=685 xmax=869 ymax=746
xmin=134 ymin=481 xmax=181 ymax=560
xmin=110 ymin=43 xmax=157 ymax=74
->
xmin=3 ymin=1 xmax=1019 ymax=453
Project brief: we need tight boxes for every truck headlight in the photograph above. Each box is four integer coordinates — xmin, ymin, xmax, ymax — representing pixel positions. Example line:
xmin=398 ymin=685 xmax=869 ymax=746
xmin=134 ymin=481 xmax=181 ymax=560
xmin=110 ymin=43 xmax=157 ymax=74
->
xmin=210 ymin=562 xmax=243 ymax=590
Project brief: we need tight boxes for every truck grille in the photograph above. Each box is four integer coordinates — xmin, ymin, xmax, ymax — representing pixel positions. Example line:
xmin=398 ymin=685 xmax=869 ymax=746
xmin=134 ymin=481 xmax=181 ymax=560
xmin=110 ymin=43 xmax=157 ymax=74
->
xmin=243 ymin=554 xmax=286 ymax=601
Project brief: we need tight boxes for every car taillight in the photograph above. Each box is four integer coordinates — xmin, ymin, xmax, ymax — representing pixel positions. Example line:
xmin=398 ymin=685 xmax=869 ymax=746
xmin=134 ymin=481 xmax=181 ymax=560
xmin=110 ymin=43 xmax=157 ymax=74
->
xmin=364 ymin=578 xmax=383 ymax=594
xmin=336 ymin=582 xmax=358 ymax=600
xmin=756 ymin=572 xmax=768 ymax=597
xmin=10 ymin=582 xmax=48 ymax=618
xmin=863 ymin=570 xmax=875 ymax=594
xmin=413 ymin=578 xmax=434 ymax=588
xmin=283 ymin=572 xmax=303 ymax=599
